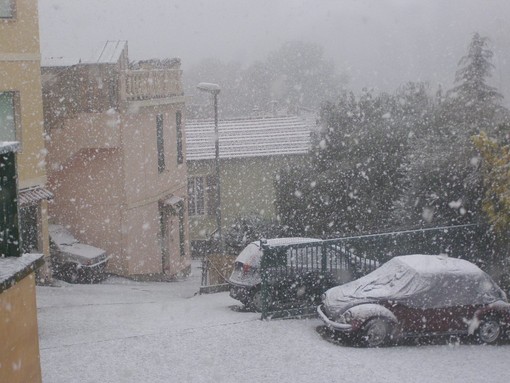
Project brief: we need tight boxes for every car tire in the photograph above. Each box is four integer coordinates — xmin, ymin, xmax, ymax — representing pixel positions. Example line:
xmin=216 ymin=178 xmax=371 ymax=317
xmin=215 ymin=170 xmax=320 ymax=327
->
xmin=476 ymin=316 xmax=502 ymax=344
xmin=61 ymin=263 xmax=79 ymax=283
xmin=359 ymin=318 xmax=390 ymax=348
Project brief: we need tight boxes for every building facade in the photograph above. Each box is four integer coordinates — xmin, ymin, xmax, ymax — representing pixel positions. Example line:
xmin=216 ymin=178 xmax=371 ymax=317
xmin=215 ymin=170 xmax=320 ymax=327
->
xmin=43 ymin=42 xmax=191 ymax=278
xmin=186 ymin=115 xmax=313 ymax=255
xmin=1 ymin=1 xmax=47 ymax=382
xmin=0 ymin=0 xmax=52 ymax=275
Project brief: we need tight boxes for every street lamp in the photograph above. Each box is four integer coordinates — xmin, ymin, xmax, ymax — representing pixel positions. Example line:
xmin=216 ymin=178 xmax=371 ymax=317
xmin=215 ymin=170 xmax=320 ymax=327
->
xmin=197 ymin=82 xmax=222 ymax=252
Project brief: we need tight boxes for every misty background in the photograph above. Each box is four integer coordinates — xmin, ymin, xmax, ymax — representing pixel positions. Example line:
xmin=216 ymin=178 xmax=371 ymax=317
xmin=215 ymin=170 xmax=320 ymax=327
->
xmin=38 ymin=0 xmax=510 ymax=107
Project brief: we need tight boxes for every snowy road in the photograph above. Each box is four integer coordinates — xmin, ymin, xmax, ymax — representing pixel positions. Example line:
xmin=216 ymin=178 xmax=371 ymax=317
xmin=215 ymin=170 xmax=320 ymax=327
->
xmin=37 ymin=263 xmax=510 ymax=383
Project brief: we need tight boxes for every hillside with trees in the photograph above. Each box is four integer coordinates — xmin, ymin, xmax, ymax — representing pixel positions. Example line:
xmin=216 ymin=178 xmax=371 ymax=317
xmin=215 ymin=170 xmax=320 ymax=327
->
xmin=274 ymin=33 xmax=509 ymax=246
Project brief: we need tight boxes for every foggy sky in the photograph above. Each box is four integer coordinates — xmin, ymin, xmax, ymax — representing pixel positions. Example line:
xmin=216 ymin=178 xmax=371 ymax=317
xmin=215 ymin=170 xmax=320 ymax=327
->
xmin=38 ymin=0 xmax=510 ymax=101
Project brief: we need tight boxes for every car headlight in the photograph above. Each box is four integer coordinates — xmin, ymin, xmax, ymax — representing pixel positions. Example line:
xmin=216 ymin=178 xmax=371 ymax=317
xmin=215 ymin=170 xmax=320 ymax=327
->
xmin=340 ymin=310 xmax=353 ymax=324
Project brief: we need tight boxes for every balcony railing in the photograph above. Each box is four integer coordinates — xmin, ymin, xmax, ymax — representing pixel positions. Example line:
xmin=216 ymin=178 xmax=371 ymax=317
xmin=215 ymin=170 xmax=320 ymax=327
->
xmin=122 ymin=69 xmax=183 ymax=101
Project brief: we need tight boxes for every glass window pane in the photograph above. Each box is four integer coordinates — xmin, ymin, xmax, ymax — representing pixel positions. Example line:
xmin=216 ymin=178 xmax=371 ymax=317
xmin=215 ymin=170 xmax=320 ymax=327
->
xmin=0 ymin=92 xmax=16 ymax=141
xmin=156 ymin=114 xmax=165 ymax=172
xmin=0 ymin=0 xmax=13 ymax=18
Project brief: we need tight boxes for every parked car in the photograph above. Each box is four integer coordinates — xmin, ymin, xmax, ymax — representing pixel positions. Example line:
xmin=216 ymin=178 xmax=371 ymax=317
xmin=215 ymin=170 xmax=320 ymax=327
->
xmin=228 ymin=237 xmax=363 ymax=311
xmin=317 ymin=254 xmax=510 ymax=347
xmin=49 ymin=224 xmax=109 ymax=283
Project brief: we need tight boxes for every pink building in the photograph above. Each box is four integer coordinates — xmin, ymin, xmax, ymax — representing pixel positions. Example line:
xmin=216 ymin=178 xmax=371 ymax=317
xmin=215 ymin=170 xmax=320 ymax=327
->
xmin=42 ymin=41 xmax=190 ymax=278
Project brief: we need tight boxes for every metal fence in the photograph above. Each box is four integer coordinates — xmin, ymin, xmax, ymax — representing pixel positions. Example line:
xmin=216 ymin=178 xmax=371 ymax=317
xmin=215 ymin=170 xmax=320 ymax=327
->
xmin=259 ymin=240 xmax=379 ymax=319
xmin=259 ymin=223 xmax=487 ymax=319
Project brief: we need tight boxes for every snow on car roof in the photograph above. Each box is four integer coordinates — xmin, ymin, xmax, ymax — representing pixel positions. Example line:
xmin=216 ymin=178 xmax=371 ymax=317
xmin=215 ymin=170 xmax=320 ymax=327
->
xmin=326 ymin=254 xmax=506 ymax=309
xmin=394 ymin=254 xmax=484 ymax=276
xmin=236 ymin=238 xmax=322 ymax=266
xmin=48 ymin=224 xmax=78 ymax=246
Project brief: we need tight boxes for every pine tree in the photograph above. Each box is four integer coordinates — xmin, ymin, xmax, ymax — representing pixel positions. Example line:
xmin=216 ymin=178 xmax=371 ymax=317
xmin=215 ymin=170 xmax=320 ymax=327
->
xmin=449 ymin=32 xmax=503 ymax=133
xmin=276 ymin=89 xmax=417 ymax=237
xmin=392 ymin=33 xmax=507 ymax=229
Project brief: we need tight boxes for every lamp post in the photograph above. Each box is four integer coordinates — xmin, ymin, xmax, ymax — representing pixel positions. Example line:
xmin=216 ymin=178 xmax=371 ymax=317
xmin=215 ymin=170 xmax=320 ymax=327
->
xmin=197 ymin=82 xmax=222 ymax=253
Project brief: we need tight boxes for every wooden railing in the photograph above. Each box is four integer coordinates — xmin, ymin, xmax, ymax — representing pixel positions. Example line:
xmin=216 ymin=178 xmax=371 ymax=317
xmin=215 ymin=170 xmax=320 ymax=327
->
xmin=121 ymin=69 xmax=183 ymax=101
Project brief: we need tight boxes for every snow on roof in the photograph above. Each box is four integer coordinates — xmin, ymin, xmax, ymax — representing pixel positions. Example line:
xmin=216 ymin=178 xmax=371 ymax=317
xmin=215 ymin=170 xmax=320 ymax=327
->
xmin=41 ymin=56 xmax=82 ymax=67
xmin=0 ymin=141 xmax=20 ymax=154
xmin=0 ymin=254 xmax=44 ymax=290
xmin=93 ymin=40 xmax=127 ymax=64
xmin=186 ymin=115 xmax=313 ymax=160
xmin=41 ymin=41 xmax=128 ymax=68
xmin=18 ymin=186 xmax=54 ymax=206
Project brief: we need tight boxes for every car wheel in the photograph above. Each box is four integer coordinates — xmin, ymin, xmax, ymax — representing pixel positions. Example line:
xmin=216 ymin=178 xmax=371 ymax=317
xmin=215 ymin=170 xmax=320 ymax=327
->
xmin=61 ymin=263 xmax=79 ymax=283
xmin=359 ymin=318 xmax=390 ymax=347
xmin=476 ymin=316 xmax=502 ymax=344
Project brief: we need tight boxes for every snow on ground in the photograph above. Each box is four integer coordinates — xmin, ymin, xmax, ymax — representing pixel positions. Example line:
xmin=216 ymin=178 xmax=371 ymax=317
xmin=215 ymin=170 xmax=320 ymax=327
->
xmin=37 ymin=261 xmax=510 ymax=383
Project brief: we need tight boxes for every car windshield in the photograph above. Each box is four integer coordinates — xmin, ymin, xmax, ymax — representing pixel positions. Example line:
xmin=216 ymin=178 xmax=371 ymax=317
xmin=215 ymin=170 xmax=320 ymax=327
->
xmin=49 ymin=226 xmax=79 ymax=246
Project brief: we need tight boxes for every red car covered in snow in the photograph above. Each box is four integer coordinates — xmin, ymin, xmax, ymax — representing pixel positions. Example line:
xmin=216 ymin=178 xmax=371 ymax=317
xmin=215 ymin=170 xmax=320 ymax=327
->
xmin=318 ymin=254 xmax=510 ymax=347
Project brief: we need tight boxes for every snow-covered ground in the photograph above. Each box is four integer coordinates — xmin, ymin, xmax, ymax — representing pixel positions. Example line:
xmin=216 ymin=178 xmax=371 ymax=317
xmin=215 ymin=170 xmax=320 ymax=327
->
xmin=37 ymin=261 xmax=510 ymax=383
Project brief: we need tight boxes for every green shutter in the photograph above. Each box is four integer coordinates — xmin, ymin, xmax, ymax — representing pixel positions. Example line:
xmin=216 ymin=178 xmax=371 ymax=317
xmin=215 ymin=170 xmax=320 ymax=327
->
xmin=0 ymin=152 xmax=20 ymax=257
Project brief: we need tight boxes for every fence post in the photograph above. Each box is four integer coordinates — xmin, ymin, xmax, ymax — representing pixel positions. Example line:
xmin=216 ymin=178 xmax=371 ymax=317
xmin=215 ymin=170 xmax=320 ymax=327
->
xmin=260 ymin=239 xmax=269 ymax=319
xmin=200 ymin=256 xmax=209 ymax=288
xmin=321 ymin=241 xmax=327 ymax=279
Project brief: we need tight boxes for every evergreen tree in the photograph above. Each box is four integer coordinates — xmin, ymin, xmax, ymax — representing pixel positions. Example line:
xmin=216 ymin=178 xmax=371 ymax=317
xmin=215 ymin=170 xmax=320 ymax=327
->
xmin=392 ymin=129 xmax=482 ymax=228
xmin=393 ymin=33 xmax=505 ymax=228
xmin=276 ymin=88 xmax=420 ymax=237
xmin=448 ymin=32 xmax=503 ymax=133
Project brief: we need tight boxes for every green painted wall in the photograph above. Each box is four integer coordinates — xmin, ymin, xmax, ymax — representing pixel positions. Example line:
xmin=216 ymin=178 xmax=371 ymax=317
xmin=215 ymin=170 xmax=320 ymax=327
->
xmin=188 ymin=154 xmax=307 ymax=241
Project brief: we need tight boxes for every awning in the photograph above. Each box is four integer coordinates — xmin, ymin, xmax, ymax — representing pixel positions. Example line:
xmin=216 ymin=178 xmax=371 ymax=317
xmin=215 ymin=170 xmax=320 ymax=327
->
xmin=18 ymin=186 xmax=54 ymax=206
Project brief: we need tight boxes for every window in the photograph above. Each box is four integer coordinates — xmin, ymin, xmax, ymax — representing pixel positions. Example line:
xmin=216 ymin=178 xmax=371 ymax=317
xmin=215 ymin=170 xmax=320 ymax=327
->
xmin=156 ymin=114 xmax=165 ymax=172
xmin=188 ymin=176 xmax=218 ymax=217
xmin=205 ymin=175 xmax=218 ymax=216
xmin=0 ymin=151 xmax=20 ymax=257
xmin=175 ymin=201 xmax=186 ymax=258
xmin=0 ymin=0 xmax=14 ymax=19
xmin=158 ymin=201 xmax=171 ymax=271
xmin=0 ymin=92 xmax=16 ymax=141
xmin=188 ymin=176 xmax=205 ymax=216
xmin=176 ymin=111 xmax=183 ymax=164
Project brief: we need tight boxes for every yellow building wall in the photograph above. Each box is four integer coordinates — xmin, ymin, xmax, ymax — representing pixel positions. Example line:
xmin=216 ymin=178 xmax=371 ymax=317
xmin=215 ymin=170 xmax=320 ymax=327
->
xmin=0 ymin=274 xmax=42 ymax=383
xmin=188 ymin=154 xmax=307 ymax=242
xmin=0 ymin=0 xmax=41 ymax=54
xmin=0 ymin=1 xmax=45 ymax=380
xmin=0 ymin=0 xmax=46 ymax=189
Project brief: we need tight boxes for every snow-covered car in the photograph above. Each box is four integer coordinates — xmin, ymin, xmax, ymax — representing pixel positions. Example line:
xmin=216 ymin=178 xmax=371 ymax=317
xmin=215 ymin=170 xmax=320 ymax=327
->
xmin=49 ymin=224 xmax=109 ymax=283
xmin=317 ymin=254 xmax=510 ymax=347
xmin=229 ymin=237 xmax=357 ymax=311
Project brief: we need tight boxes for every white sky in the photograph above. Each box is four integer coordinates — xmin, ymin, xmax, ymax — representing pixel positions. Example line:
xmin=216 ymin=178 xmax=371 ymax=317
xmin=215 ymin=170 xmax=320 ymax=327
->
xmin=38 ymin=0 xmax=510 ymax=99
